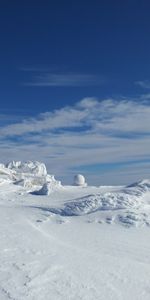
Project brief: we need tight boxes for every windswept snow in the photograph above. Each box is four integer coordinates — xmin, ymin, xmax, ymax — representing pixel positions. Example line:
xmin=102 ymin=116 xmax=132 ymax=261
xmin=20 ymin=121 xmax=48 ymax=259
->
xmin=0 ymin=161 xmax=150 ymax=299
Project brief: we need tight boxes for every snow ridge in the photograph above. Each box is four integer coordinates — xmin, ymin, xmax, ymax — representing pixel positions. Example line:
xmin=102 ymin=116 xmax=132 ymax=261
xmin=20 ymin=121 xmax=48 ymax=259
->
xmin=56 ymin=180 xmax=150 ymax=216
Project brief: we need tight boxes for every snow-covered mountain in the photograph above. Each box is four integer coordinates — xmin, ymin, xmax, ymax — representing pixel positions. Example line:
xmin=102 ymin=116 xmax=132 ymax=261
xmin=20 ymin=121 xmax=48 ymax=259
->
xmin=0 ymin=161 xmax=150 ymax=299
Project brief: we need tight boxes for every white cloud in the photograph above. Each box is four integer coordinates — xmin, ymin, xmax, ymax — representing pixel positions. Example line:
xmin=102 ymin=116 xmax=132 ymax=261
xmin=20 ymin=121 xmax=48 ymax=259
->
xmin=1 ymin=98 xmax=150 ymax=137
xmin=136 ymin=80 xmax=150 ymax=89
xmin=24 ymin=73 xmax=105 ymax=87
xmin=0 ymin=97 xmax=150 ymax=184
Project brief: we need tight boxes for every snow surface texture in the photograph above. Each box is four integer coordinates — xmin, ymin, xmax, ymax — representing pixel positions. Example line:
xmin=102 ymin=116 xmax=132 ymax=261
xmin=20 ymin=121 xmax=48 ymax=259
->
xmin=47 ymin=179 xmax=150 ymax=227
xmin=1 ymin=161 xmax=150 ymax=299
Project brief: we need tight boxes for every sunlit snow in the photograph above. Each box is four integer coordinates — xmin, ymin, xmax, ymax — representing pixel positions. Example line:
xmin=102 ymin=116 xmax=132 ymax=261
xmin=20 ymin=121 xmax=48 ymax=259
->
xmin=0 ymin=161 xmax=150 ymax=299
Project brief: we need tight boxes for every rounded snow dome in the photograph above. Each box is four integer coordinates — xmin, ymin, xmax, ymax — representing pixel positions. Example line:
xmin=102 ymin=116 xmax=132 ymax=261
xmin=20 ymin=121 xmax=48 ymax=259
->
xmin=74 ymin=174 xmax=86 ymax=186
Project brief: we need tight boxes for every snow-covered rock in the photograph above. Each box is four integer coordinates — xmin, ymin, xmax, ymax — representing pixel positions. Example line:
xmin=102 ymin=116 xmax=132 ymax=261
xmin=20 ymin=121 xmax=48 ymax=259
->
xmin=6 ymin=161 xmax=47 ymax=176
xmin=34 ymin=182 xmax=53 ymax=195
xmin=33 ymin=176 xmax=61 ymax=195
xmin=0 ymin=161 xmax=62 ymax=192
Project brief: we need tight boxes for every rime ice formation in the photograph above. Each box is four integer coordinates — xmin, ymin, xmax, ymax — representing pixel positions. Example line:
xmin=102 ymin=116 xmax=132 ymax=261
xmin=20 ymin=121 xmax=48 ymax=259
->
xmin=34 ymin=182 xmax=53 ymax=195
xmin=7 ymin=161 xmax=47 ymax=176
xmin=0 ymin=161 xmax=61 ymax=190
xmin=0 ymin=164 xmax=17 ymax=182
xmin=74 ymin=174 xmax=87 ymax=186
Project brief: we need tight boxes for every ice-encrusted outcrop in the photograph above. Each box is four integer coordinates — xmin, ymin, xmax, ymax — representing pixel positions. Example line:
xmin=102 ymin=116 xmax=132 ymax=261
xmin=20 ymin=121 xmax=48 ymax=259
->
xmin=0 ymin=161 xmax=61 ymax=191
xmin=0 ymin=164 xmax=17 ymax=182
xmin=7 ymin=161 xmax=47 ymax=176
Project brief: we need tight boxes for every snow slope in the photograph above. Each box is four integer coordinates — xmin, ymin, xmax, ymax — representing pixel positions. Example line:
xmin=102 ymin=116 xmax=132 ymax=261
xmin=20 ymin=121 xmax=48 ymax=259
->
xmin=0 ymin=161 xmax=150 ymax=299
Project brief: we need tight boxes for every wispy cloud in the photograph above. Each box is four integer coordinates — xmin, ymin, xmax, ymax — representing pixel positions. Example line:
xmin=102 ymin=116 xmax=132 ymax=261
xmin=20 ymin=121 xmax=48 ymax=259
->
xmin=135 ymin=80 xmax=150 ymax=89
xmin=0 ymin=98 xmax=150 ymax=137
xmin=24 ymin=73 xmax=105 ymax=87
xmin=20 ymin=67 xmax=105 ymax=87
xmin=0 ymin=97 xmax=150 ymax=184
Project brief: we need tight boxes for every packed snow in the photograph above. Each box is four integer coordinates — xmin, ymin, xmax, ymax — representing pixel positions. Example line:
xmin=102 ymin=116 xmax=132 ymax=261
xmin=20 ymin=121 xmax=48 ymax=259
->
xmin=0 ymin=161 xmax=150 ymax=299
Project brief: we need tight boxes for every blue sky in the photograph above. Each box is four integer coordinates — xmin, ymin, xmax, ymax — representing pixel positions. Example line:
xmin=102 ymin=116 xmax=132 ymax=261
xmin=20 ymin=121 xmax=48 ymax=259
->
xmin=0 ymin=1 xmax=150 ymax=184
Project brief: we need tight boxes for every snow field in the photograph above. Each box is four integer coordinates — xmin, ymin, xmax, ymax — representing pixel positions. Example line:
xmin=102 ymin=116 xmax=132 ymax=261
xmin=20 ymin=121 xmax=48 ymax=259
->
xmin=0 ymin=161 xmax=150 ymax=299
